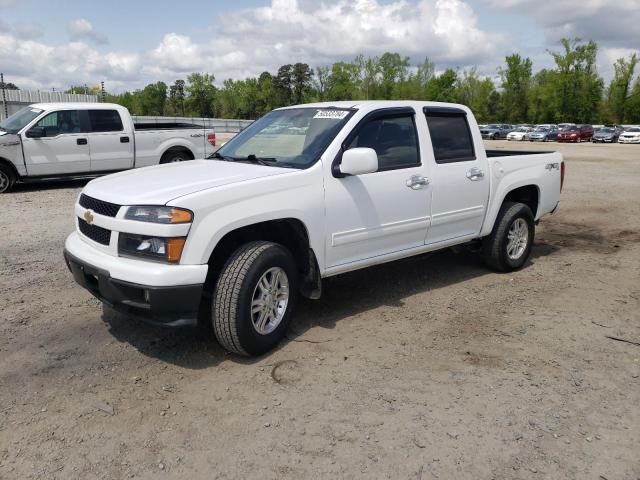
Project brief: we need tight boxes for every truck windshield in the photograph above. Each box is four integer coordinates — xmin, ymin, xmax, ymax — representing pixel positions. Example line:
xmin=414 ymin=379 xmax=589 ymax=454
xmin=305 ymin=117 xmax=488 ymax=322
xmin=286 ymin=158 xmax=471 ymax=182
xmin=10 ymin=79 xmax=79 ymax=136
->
xmin=213 ymin=107 xmax=355 ymax=168
xmin=0 ymin=107 xmax=43 ymax=134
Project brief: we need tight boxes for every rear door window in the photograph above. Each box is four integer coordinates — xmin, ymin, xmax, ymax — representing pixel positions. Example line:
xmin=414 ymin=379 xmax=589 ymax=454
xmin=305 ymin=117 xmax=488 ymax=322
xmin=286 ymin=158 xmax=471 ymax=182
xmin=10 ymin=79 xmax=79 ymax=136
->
xmin=424 ymin=109 xmax=475 ymax=164
xmin=88 ymin=110 xmax=123 ymax=132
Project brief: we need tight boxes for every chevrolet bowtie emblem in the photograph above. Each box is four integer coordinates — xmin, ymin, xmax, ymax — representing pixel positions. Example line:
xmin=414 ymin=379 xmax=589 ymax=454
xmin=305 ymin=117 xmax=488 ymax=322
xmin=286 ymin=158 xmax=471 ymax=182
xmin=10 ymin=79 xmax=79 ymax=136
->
xmin=84 ymin=210 xmax=94 ymax=224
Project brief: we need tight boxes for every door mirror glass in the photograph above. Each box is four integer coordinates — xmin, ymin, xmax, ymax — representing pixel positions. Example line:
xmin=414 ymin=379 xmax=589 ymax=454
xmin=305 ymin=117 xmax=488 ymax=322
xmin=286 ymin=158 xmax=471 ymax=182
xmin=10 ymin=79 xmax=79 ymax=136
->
xmin=26 ymin=126 xmax=45 ymax=138
xmin=340 ymin=147 xmax=378 ymax=176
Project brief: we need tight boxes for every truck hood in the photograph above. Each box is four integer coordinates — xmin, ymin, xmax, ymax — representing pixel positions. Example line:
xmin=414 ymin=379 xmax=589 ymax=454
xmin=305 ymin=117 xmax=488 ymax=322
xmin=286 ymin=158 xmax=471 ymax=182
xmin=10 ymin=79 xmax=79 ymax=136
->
xmin=82 ymin=160 xmax=294 ymax=205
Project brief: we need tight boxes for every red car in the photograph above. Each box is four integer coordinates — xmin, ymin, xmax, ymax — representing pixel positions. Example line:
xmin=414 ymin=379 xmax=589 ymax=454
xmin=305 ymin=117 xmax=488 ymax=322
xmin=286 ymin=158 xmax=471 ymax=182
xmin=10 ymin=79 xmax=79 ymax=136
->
xmin=557 ymin=124 xmax=594 ymax=142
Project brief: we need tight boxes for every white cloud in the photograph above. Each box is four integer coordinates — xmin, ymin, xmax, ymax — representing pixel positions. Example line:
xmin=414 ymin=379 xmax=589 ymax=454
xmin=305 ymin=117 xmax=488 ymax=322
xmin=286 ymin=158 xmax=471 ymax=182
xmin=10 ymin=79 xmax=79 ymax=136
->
xmin=2 ymin=0 xmax=635 ymax=93
xmin=483 ymin=0 xmax=640 ymax=47
xmin=67 ymin=18 xmax=109 ymax=45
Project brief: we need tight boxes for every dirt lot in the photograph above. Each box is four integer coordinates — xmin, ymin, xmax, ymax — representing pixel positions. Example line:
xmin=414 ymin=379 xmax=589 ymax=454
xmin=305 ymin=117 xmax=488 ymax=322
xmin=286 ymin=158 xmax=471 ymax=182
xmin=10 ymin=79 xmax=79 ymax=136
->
xmin=1 ymin=141 xmax=639 ymax=479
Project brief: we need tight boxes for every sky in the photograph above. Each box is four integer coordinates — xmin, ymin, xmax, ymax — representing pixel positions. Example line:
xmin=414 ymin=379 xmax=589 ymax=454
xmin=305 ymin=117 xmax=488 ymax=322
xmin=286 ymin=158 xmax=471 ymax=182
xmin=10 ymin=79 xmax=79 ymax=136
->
xmin=0 ymin=0 xmax=639 ymax=93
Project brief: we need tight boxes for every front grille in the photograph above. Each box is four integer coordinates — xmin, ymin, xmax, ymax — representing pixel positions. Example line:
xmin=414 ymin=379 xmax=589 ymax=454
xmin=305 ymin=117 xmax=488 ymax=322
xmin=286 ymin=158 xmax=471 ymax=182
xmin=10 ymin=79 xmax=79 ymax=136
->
xmin=78 ymin=218 xmax=111 ymax=246
xmin=79 ymin=194 xmax=120 ymax=218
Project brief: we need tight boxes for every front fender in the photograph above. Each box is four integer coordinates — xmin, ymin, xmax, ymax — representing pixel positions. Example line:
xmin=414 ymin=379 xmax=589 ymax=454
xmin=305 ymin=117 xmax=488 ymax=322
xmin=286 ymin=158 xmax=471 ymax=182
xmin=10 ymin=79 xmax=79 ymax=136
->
xmin=171 ymin=167 xmax=325 ymax=267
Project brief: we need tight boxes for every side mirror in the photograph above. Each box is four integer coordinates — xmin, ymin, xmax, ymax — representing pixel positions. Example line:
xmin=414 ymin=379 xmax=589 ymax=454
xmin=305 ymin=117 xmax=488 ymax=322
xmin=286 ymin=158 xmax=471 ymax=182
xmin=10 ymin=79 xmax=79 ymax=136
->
xmin=340 ymin=148 xmax=378 ymax=176
xmin=26 ymin=126 xmax=45 ymax=138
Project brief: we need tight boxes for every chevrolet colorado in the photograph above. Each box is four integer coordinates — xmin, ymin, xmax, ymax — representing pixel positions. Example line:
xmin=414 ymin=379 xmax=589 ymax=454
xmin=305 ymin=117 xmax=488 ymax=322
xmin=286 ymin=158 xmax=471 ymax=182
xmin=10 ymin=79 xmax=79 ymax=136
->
xmin=64 ymin=101 xmax=564 ymax=356
xmin=0 ymin=103 xmax=216 ymax=193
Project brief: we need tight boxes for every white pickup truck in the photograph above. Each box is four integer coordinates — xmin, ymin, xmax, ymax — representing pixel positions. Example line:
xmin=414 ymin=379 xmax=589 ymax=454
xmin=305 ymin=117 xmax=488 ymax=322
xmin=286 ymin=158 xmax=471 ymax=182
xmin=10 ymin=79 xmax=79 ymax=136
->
xmin=0 ymin=103 xmax=216 ymax=193
xmin=64 ymin=101 xmax=564 ymax=356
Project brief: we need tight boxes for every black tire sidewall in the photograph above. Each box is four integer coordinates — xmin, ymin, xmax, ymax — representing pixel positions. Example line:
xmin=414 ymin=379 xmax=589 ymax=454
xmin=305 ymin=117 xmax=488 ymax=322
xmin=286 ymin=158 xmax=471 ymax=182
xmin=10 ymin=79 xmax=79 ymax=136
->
xmin=498 ymin=205 xmax=535 ymax=270
xmin=0 ymin=165 xmax=15 ymax=193
xmin=162 ymin=151 xmax=188 ymax=163
xmin=234 ymin=245 xmax=298 ymax=356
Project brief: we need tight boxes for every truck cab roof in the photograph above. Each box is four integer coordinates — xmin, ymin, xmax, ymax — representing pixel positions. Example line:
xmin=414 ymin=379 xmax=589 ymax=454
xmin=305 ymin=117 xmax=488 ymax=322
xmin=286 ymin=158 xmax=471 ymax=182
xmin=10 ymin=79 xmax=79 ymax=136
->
xmin=27 ymin=102 xmax=129 ymax=112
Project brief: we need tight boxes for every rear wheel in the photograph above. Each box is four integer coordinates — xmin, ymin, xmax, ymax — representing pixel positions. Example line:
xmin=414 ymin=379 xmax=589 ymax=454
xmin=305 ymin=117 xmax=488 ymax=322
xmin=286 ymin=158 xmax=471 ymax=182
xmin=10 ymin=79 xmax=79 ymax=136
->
xmin=482 ymin=202 xmax=534 ymax=272
xmin=160 ymin=149 xmax=192 ymax=164
xmin=212 ymin=241 xmax=298 ymax=356
xmin=0 ymin=164 xmax=16 ymax=194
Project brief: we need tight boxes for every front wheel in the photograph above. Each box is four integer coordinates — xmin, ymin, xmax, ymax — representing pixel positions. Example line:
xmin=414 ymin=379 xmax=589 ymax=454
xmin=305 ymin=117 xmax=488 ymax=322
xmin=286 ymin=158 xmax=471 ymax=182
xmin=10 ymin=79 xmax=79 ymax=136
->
xmin=0 ymin=164 xmax=16 ymax=194
xmin=212 ymin=241 xmax=298 ymax=356
xmin=482 ymin=202 xmax=535 ymax=272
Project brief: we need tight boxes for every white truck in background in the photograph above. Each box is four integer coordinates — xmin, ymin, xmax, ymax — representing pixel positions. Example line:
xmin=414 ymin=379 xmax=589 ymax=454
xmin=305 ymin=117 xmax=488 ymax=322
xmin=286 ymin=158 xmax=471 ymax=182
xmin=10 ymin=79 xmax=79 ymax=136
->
xmin=64 ymin=100 xmax=564 ymax=357
xmin=0 ymin=103 xmax=216 ymax=193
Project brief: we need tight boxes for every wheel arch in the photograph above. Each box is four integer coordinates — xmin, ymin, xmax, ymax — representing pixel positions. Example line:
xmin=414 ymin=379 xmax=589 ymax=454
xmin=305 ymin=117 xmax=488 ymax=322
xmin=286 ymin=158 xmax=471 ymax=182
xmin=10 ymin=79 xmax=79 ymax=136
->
xmin=204 ymin=217 xmax=321 ymax=299
xmin=502 ymin=184 xmax=539 ymax=218
xmin=0 ymin=157 xmax=20 ymax=178
xmin=481 ymin=183 xmax=541 ymax=237
xmin=160 ymin=145 xmax=195 ymax=163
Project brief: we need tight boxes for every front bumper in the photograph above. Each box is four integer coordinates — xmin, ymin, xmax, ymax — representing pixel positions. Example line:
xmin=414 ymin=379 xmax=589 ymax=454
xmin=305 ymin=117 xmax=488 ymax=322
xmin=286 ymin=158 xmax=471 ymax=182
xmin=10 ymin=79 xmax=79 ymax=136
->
xmin=64 ymin=232 xmax=208 ymax=327
xmin=619 ymin=138 xmax=640 ymax=143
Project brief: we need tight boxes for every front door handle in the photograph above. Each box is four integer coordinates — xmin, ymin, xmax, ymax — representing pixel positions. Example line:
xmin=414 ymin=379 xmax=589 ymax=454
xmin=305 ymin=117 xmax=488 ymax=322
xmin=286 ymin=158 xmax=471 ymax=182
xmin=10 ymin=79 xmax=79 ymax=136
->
xmin=120 ymin=136 xmax=130 ymax=143
xmin=406 ymin=175 xmax=429 ymax=190
xmin=76 ymin=138 xmax=87 ymax=145
xmin=466 ymin=167 xmax=484 ymax=181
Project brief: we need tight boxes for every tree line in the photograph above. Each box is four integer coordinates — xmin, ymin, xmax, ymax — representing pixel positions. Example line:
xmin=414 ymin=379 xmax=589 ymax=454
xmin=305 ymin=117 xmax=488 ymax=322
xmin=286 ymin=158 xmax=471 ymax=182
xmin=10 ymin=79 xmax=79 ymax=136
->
xmin=11 ymin=37 xmax=639 ymax=124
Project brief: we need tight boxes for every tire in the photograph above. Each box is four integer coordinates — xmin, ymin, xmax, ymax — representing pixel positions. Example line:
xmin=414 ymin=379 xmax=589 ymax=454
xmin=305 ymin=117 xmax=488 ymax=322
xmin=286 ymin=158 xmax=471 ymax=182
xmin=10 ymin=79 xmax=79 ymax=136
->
xmin=482 ymin=202 xmax=535 ymax=272
xmin=160 ymin=149 xmax=191 ymax=164
xmin=212 ymin=241 xmax=298 ymax=356
xmin=0 ymin=164 xmax=16 ymax=194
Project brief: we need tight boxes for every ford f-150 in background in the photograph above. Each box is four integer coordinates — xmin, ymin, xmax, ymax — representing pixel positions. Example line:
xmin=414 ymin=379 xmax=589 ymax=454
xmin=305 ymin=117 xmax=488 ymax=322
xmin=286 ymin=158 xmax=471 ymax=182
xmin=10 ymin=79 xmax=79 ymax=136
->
xmin=0 ymin=103 xmax=216 ymax=193
xmin=64 ymin=101 xmax=564 ymax=356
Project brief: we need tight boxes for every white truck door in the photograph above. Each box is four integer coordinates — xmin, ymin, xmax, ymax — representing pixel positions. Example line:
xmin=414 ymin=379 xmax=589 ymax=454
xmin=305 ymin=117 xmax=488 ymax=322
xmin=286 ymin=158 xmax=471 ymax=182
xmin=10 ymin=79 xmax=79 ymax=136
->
xmin=86 ymin=109 xmax=134 ymax=172
xmin=21 ymin=109 xmax=90 ymax=175
xmin=324 ymin=108 xmax=432 ymax=268
xmin=423 ymin=107 xmax=490 ymax=245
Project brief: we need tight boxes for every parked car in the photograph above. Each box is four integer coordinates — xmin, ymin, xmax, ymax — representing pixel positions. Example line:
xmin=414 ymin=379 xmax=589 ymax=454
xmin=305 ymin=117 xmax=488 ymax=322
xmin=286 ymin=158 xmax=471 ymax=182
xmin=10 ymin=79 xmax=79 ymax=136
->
xmin=64 ymin=100 xmax=564 ymax=357
xmin=507 ymin=126 xmax=533 ymax=141
xmin=592 ymin=127 xmax=620 ymax=143
xmin=557 ymin=124 xmax=594 ymax=142
xmin=480 ymin=124 xmax=513 ymax=140
xmin=0 ymin=103 xmax=216 ymax=193
xmin=618 ymin=127 xmax=640 ymax=144
xmin=528 ymin=126 xmax=558 ymax=142
xmin=558 ymin=123 xmax=576 ymax=132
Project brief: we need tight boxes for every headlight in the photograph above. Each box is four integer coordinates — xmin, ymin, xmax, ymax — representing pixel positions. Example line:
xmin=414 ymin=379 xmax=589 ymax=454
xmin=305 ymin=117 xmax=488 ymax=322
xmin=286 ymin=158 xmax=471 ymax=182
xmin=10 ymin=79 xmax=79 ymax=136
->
xmin=118 ymin=233 xmax=186 ymax=263
xmin=125 ymin=206 xmax=193 ymax=224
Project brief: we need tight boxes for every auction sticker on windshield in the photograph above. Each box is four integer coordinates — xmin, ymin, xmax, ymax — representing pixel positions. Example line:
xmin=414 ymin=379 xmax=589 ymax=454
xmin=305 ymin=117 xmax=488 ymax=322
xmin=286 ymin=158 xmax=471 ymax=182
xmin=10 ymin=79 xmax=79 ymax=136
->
xmin=314 ymin=110 xmax=350 ymax=119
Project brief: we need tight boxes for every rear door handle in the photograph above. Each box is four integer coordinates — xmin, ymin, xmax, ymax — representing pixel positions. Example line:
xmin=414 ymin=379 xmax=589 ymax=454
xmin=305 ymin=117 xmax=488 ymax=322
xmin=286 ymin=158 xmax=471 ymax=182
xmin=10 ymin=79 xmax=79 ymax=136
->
xmin=76 ymin=138 xmax=87 ymax=145
xmin=466 ymin=167 xmax=484 ymax=181
xmin=120 ymin=136 xmax=130 ymax=143
xmin=406 ymin=175 xmax=429 ymax=190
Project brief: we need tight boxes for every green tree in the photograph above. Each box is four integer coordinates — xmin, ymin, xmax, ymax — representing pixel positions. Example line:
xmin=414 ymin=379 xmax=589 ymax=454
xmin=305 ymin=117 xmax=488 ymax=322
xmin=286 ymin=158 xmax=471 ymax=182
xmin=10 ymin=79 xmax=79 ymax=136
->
xmin=186 ymin=73 xmax=216 ymax=117
xmin=425 ymin=69 xmax=458 ymax=102
xmin=607 ymin=54 xmax=638 ymax=123
xmin=456 ymin=69 xmax=496 ymax=122
xmin=377 ymin=52 xmax=410 ymax=99
xmin=138 ymin=82 xmax=167 ymax=116
xmin=528 ymin=69 xmax=560 ymax=123
xmin=292 ymin=63 xmax=313 ymax=104
xmin=313 ymin=66 xmax=330 ymax=101
xmin=625 ymin=78 xmax=640 ymax=123
xmin=499 ymin=54 xmax=533 ymax=123
xmin=169 ymin=79 xmax=186 ymax=116
xmin=326 ymin=61 xmax=361 ymax=101
xmin=275 ymin=64 xmax=294 ymax=106
xmin=549 ymin=38 xmax=604 ymax=123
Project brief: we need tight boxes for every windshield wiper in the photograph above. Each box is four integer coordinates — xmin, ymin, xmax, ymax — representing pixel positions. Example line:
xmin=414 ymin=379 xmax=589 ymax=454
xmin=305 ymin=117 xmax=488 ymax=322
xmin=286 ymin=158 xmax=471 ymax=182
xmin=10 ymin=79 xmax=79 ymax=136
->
xmin=238 ymin=154 xmax=278 ymax=166
xmin=208 ymin=151 xmax=234 ymax=161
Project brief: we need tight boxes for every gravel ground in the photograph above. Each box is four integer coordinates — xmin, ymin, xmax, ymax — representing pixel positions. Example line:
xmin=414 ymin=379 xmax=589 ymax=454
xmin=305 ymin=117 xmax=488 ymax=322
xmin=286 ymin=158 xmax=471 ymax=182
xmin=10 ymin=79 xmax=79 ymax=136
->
xmin=0 ymin=140 xmax=639 ymax=479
